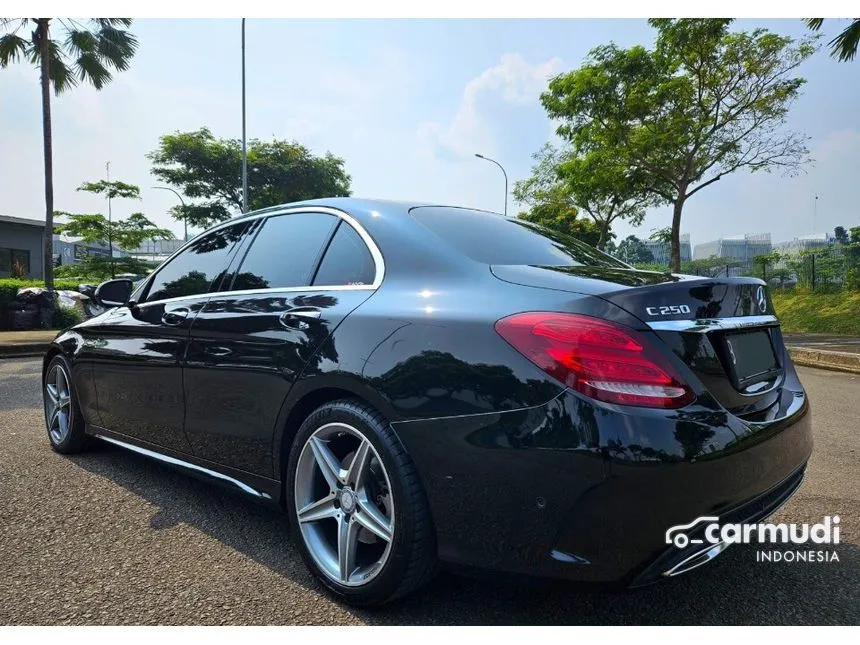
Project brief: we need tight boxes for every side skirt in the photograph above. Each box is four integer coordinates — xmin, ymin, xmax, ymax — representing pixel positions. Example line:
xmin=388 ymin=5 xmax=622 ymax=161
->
xmin=85 ymin=424 xmax=283 ymax=504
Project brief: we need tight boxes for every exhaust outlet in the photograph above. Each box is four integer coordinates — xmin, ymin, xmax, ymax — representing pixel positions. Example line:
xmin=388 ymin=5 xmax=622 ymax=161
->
xmin=662 ymin=541 xmax=730 ymax=578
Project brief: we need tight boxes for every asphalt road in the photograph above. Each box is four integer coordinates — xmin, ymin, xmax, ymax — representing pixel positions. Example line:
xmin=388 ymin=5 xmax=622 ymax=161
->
xmin=1 ymin=358 xmax=857 ymax=625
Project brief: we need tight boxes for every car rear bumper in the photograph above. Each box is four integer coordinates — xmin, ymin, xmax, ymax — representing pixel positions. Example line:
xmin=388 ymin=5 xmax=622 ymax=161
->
xmin=391 ymin=382 xmax=813 ymax=586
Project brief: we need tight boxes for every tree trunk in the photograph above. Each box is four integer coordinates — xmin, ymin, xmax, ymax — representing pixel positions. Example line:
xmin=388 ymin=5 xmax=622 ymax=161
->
xmin=670 ymin=197 xmax=685 ymax=273
xmin=38 ymin=19 xmax=55 ymax=303
xmin=597 ymin=219 xmax=610 ymax=251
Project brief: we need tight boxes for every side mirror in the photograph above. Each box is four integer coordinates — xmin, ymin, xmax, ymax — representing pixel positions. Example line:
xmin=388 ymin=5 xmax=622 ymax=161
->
xmin=94 ymin=278 xmax=133 ymax=308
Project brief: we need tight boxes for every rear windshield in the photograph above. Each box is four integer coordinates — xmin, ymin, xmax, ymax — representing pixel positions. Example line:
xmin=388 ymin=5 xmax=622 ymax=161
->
xmin=410 ymin=206 xmax=627 ymax=268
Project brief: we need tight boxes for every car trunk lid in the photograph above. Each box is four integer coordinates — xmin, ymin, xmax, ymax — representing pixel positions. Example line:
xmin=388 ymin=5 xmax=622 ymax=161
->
xmin=490 ymin=265 xmax=785 ymax=417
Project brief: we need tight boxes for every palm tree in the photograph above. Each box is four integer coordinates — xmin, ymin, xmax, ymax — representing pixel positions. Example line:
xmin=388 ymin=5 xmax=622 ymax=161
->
xmin=0 ymin=18 xmax=138 ymax=292
xmin=806 ymin=18 xmax=860 ymax=62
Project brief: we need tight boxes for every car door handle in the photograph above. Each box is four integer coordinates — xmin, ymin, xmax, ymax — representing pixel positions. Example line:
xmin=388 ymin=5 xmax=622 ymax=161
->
xmin=279 ymin=307 xmax=322 ymax=330
xmin=162 ymin=307 xmax=190 ymax=327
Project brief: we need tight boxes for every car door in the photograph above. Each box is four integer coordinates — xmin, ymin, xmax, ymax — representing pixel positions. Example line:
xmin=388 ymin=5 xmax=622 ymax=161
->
xmin=84 ymin=221 xmax=250 ymax=453
xmin=183 ymin=209 xmax=381 ymax=476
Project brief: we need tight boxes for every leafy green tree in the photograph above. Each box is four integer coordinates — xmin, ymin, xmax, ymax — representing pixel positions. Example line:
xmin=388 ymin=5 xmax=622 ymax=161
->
xmin=753 ymin=251 xmax=782 ymax=280
xmin=649 ymin=227 xmax=673 ymax=244
xmin=55 ymin=212 xmax=174 ymax=251
xmin=558 ymin=151 xmax=653 ymax=250
xmin=680 ymin=256 xmax=737 ymax=277
xmin=805 ymin=19 xmax=860 ymax=62
xmin=513 ymin=143 xmax=651 ymax=250
xmin=517 ymin=203 xmax=603 ymax=248
xmin=78 ymin=179 xmax=142 ymax=276
xmin=0 ymin=18 xmax=138 ymax=291
xmin=512 ymin=143 xmax=572 ymax=210
xmin=148 ymin=128 xmax=352 ymax=228
xmin=615 ymin=235 xmax=654 ymax=264
xmin=834 ymin=225 xmax=849 ymax=245
xmin=541 ymin=19 xmax=815 ymax=272
xmin=55 ymin=255 xmax=157 ymax=282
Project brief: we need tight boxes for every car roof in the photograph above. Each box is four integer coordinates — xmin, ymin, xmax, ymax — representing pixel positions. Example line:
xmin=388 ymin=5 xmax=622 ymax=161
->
xmin=234 ymin=197 xmax=502 ymax=221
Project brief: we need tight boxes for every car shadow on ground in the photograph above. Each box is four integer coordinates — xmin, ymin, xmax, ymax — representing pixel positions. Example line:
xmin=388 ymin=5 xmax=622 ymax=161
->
xmin=70 ymin=442 xmax=859 ymax=625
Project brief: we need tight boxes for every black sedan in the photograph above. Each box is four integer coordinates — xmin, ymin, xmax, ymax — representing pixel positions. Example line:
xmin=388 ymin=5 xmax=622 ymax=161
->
xmin=42 ymin=198 xmax=812 ymax=606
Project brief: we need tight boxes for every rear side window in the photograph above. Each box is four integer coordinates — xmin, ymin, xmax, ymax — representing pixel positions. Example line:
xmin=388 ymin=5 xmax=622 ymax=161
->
xmin=411 ymin=207 xmax=626 ymax=268
xmin=231 ymin=212 xmax=338 ymax=291
xmin=313 ymin=222 xmax=376 ymax=287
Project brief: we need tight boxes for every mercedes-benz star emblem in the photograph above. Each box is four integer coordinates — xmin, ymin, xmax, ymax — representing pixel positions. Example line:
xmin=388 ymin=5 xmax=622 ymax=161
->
xmin=339 ymin=488 xmax=357 ymax=514
xmin=756 ymin=286 xmax=767 ymax=313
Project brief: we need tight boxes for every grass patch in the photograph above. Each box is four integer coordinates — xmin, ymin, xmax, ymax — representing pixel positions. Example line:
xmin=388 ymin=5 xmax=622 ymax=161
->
xmin=772 ymin=290 xmax=860 ymax=335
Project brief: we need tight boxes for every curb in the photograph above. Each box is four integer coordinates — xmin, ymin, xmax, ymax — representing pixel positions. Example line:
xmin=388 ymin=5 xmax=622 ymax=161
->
xmin=0 ymin=344 xmax=48 ymax=359
xmin=787 ymin=347 xmax=860 ymax=375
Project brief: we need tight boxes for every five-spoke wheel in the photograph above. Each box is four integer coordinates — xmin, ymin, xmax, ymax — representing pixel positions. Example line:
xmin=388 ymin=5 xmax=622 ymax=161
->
xmin=45 ymin=362 xmax=73 ymax=445
xmin=287 ymin=400 xmax=437 ymax=605
xmin=43 ymin=355 xmax=87 ymax=454
xmin=294 ymin=422 xmax=395 ymax=586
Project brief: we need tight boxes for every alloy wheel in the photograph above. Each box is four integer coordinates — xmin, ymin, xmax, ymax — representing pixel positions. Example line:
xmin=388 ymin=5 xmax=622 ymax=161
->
xmin=294 ymin=422 xmax=395 ymax=587
xmin=45 ymin=364 xmax=72 ymax=445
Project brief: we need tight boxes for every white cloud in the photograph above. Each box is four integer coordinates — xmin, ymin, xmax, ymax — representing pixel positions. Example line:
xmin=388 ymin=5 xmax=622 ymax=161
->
xmin=417 ymin=53 xmax=562 ymax=161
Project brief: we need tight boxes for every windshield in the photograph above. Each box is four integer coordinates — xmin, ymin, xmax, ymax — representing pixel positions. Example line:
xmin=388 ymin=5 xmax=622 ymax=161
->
xmin=410 ymin=206 xmax=628 ymax=268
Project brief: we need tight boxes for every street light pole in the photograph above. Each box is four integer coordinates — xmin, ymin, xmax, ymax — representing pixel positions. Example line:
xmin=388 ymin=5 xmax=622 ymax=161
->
xmin=152 ymin=185 xmax=188 ymax=242
xmin=812 ymin=193 xmax=819 ymax=234
xmin=474 ymin=153 xmax=508 ymax=216
xmin=241 ymin=18 xmax=248 ymax=214
xmin=106 ymin=161 xmax=114 ymax=278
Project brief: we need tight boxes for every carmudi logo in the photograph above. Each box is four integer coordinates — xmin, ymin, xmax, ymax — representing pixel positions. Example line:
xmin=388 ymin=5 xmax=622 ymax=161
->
xmin=665 ymin=515 xmax=841 ymax=564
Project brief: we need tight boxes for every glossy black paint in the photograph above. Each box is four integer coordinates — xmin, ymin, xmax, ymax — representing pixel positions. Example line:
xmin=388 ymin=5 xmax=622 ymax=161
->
xmin=184 ymin=288 xmax=372 ymax=475
xmin=44 ymin=197 xmax=812 ymax=587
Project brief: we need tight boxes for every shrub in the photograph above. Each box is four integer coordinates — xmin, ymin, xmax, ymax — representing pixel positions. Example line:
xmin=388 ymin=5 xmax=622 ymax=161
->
xmin=0 ymin=279 xmax=82 ymax=330
xmin=0 ymin=278 xmax=80 ymax=305
xmin=52 ymin=305 xmax=84 ymax=329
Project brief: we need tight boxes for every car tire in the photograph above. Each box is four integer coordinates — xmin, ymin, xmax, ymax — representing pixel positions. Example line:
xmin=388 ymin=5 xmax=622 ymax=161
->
xmin=43 ymin=354 xmax=89 ymax=454
xmin=286 ymin=399 xmax=437 ymax=606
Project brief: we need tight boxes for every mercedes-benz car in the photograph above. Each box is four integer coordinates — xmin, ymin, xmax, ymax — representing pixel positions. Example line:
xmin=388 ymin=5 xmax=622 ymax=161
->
xmin=42 ymin=198 xmax=812 ymax=606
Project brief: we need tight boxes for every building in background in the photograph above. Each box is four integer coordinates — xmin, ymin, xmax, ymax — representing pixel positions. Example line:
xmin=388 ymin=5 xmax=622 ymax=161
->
xmin=0 ymin=215 xmax=45 ymax=279
xmin=52 ymin=234 xmax=122 ymax=268
xmin=643 ymin=234 xmax=692 ymax=264
xmin=773 ymin=232 xmax=836 ymax=256
xmin=693 ymin=233 xmax=772 ymax=263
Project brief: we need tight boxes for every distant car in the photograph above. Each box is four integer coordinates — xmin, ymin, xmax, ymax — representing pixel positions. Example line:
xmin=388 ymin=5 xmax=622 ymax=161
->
xmin=42 ymin=198 xmax=812 ymax=606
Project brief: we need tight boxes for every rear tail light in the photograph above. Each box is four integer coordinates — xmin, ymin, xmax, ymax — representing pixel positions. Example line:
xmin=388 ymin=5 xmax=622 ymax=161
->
xmin=495 ymin=312 xmax=695 ymax=409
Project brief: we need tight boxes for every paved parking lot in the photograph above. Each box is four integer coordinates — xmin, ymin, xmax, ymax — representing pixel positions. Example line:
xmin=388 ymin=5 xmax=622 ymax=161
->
xmin=0 ymin=357 xmax=857 ymax=625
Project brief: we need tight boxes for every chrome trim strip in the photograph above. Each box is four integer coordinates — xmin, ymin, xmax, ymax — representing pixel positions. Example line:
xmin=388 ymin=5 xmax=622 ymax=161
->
xmin=647 ymin=315 xmax=779 ymax=332
xmin=93 ymin=433 xmax=270 ymax=499
xmin=133 ymin=284 xmax=376 ymax=308
xmin=662 ymin=541 xmax=730 ymax=577
xmin=131 ymin=205 xmax=385 ymax=307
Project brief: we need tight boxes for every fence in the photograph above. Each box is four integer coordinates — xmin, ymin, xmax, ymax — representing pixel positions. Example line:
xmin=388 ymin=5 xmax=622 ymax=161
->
xmin=637 ymin=248 xmax=859 ymax=292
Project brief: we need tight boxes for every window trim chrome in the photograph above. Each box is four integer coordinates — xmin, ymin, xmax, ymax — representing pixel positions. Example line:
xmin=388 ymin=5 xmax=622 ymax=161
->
xmin=130 ymin=205 xmax=385 ymax=307
xmin=646 ymin=315 xmax=779 ymax=332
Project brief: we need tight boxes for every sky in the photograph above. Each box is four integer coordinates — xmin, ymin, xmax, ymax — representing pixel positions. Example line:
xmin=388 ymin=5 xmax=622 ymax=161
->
xmin=1 ymin=18 xmax=858 ymax=249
